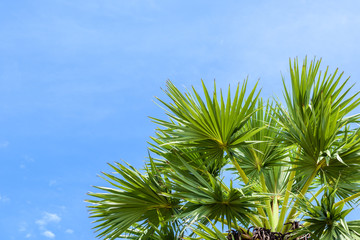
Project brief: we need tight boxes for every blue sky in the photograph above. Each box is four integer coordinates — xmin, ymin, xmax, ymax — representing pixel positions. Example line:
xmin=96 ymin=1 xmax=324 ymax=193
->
xmin=1 ymin=0 xmax=360 ymax=239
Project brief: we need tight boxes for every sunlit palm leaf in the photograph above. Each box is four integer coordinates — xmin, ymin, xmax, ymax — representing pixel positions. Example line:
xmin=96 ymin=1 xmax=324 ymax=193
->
xmin=348 ymin=220 xmax=360 ymax=239
xmin=87 ymin=161 xmax=180 ymax=239
xmin=164 ymin=155 xmax=262 ymax=228
xmin=231 ymin=99 xmax=288 ymax=179
xmin=277 ymin=57 xmax=360 ymax=178
xmin=184 ymin=222 xmax=228 ymax=240
xmin=151 ymin=80 xmax=263 ymax=170
xmin=295 ymin=185 xmax=355 ymax=239
xmin=148 ymin=132 xmax=227 ymax=178
xmin=120 ymin=221 xmax=185 ymax=240
xmin=318 ymin=127 xmax=360 ymax=198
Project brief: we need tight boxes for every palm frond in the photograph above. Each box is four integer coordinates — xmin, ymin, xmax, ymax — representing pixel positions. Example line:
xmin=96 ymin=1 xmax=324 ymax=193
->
xmin=86 ymin=161 xmax=180 ymax=239
xmin=185 ymin=221 xmax=228 ymax=240
xmin=231 ymin=99 xmax=288 ymax=179
xmin=295 ymin=184 xmax=355 ymax=239
xmin=277 ymin=57 xmax=360 ymax=177
xmin=150 ymin=80 xmax=263 ymax=173
xmin=164 ymin=154 xmax=262 ymax=228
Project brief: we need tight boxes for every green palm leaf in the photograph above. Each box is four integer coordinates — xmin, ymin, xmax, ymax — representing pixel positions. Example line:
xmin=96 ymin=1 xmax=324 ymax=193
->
xmin=295 ymin=184 xmax=356 ymax=239
xmin=230 ymin=99 xmax=288 ymax=179
xmin=277 ymin=57 xmax=360 ymax=176
xmin=151 ymin=80 xmax=263 ymax=173
xmin=87 ymin=161 xmax=180 ymax=239
xmin=164 ymin=154 xmax=262 ymax=228
xmin=185 ymin=222 xmax=228 ymax=240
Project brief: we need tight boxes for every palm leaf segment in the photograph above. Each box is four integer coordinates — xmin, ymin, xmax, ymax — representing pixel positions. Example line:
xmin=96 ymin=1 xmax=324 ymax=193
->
xmin=296 ymin=184 xmax=360 ymax=240
xmin=151 ymin=80 xmax=263 ymax=180
xmin=278 ymin=58 xmax=360 ymax=176
xmin=232 ymin=99 xmax=288 ymax=179
xmin=87 ymin=161 xmax=181 ymax=240
xmin=164 ymin=155 xmax=261 ymax=227
xmin=149 ymin=133 xmax=226 ymax=178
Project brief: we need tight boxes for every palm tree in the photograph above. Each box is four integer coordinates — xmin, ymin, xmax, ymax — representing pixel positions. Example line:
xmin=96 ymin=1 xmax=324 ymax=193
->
xmin=87 ymin=57 xmax=360 ymax=240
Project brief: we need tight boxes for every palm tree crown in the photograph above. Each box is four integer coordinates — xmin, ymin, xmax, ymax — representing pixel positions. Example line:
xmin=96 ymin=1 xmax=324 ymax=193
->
xmin=87 ymin=57 xmax=360 ymax=240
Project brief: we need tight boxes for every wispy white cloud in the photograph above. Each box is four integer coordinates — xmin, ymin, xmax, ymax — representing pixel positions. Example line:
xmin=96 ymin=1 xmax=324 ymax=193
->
xmin=35 ymin=212 xmax=60 ymax=238
xmin=42 ymin=230 xmax=55 ymax=238
xmin=65 ymin=229 xmax=74 ymax=234
xmin=19 ymin=222 xmax=33 ymax=238
xmin=35 ymin=212 xmax=61 ymax=228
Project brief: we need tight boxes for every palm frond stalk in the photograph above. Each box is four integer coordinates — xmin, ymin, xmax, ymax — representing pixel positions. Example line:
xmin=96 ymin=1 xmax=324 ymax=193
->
xmin=87 ymin=57 xmax=360 ymax=240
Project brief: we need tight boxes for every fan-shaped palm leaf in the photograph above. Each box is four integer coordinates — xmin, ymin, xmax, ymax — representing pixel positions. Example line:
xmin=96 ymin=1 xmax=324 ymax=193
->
xmin=151 ymin=80 xmax=264 ymax=183
xmin=295 ymin=184 xmax=357 ymax=239
xmin=87 ymin=161 xmax=180 ymax=240
xmin=277 ymin=57 xmax=360 ymax=225
xmin=164 ymin=155 xmax=262 ymax=228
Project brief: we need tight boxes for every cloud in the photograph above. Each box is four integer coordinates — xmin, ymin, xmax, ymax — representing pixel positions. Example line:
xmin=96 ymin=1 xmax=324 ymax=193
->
xmin=19 ymin=222 xmax=33 ymax=238
xmin=35 ymin=212 xmax=61 ymax=227
xmin=65 ymin=229 xmax=74 ymax=234
xmin=35 ymin=212 xmax=60 ymax=238
xmin=42 ymin=230 xmax=55 ymax=238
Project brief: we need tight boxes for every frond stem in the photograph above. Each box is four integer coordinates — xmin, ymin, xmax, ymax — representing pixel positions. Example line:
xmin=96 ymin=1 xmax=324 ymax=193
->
xmin=334 ymin=191 xmax=360 ymax=207
xmin=227 ymin=151 xmax=249 ymax=184
xmin=226 ymin=151 xmax=268 ymax=228
xmin=249 ymin=215 xmax=263 ymax=228
xmin=260 ymin=173 xmax=274 ymax=230
xmin=283 ymin=159 xmax=325 ymax=232
xmin=277 ymin=169 xmax=296 ymax=232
